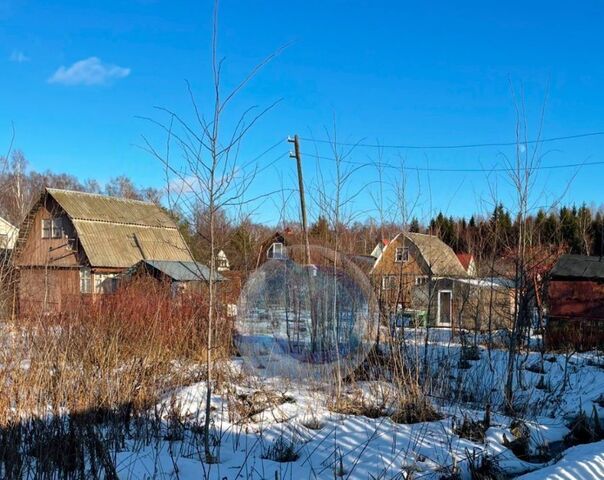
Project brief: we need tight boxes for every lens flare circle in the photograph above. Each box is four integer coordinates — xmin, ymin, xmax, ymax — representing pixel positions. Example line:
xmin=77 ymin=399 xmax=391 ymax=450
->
xmin=235 ymin=245 xmax=377 ymax=381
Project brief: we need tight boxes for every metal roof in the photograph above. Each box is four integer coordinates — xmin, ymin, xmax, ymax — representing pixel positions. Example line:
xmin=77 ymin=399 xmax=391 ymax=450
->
xmin=141 ymin=260 xmax=225 ymax=282
xmin=46 ymin=188 xmax=193 ymax=268
xmin=550 ymin=254 xmax=604 ymax=280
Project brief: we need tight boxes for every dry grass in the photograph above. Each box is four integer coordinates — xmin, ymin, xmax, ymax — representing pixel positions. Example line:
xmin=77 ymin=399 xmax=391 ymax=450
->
xmin=0 ymin=278 xmax=232 ymax=478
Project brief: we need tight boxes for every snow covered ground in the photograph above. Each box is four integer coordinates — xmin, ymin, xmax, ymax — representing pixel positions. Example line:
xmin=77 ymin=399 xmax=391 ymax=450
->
xmin=108 ymin=330 xmax=604 ymax=479
xmin=517 ymin=440 xmax=604 ymax=479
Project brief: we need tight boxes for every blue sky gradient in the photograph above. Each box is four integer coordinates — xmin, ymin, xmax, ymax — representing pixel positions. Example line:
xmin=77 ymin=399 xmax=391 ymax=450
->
xmin=2 ymin=1 xmax=604 ymax=224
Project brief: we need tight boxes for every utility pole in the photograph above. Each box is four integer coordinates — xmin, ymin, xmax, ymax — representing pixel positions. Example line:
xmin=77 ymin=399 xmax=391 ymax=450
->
xmin=600 ymin=215 xmax=604 ymax=261
xmin=289 ymin=134 xmax=318 ymax=353
xmin=288 ymin=134 xmax=311 ymax=266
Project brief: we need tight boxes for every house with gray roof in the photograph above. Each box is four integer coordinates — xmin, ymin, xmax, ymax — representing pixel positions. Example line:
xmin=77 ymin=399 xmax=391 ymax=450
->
xmin=128 ymin=259 xmax=225 ymax=294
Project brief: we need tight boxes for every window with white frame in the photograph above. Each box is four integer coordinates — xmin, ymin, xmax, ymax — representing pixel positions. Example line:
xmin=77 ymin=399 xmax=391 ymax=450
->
xmin=41 ymin=217 xmax=64 ymax=239
xmin=381 ymin=275 xmax=397 ymax=290
xmin=51 ymin=217 xmax=63 ymax=238
xmin=268 ymin=242 xmax=286 ymax=259
xmin=41 ymin=219 xmax=52 ymax=238
xmin=415 ymin=275 xmax=428 ymax=286
xmin=395 ymin=247 xmax=409 ymax=263
xmin=80 ymin=267 xmax=92 ymax=294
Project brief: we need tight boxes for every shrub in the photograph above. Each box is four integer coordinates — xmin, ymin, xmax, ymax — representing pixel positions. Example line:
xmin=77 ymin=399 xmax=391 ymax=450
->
xmin=454 ymin=416 xmax=486 ymax=443
xmin=0 ymin=278 xmax=233 ymax=475
xmin=261 ymin=435 xmax=300 ymax=463
xmin=391 ymin=398 xmax=442 ymax=424
xmin=461 ymin=345 xmax=481 ymax=362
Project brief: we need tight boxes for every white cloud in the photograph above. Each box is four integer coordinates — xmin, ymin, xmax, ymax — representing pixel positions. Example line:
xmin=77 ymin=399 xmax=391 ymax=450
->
xmin=48 ymin=57 xmax=130 ymax=86
xmin=9 ymin=50 xmax=29 ymax=63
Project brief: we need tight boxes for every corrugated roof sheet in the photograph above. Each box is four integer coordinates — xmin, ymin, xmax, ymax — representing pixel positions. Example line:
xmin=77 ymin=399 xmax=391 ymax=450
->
xmin=142 ymin=260 xmax=225 ymax=282
xmin=550 ymin=254 xmax=604 ymax=280
xmin=73 ymin=220 xmax=192 ymax=268
xmin=401 ymin=232 xmax=468 ymax=277
xmin=47 ymin=188 xmax=193 ymax=268
xmin=47 ymin=188 xmax=176 ymax=227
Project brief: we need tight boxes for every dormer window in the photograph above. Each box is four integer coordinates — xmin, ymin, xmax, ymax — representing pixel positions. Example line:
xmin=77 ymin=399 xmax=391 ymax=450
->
xmin=395 ymin=247 xmax=409 ymax=263
xmin=268 ymin=242 xmax=286 ymax=259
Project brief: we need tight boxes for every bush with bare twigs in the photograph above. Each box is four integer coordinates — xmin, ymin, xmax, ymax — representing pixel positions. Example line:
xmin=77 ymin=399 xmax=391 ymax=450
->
xmin=0 ymin=278 xmax=232 ymax=477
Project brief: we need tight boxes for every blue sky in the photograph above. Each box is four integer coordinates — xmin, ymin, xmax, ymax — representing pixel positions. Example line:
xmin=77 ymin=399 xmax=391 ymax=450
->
xmin=2 ymin=0 xmax=604 ymax=225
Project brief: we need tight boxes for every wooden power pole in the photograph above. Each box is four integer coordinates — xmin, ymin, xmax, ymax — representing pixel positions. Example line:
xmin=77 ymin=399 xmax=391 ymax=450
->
xmin=288 ymin=134 xmax=311 ymax=266
xmin=289 ymin=134 xmax=319 ymax=352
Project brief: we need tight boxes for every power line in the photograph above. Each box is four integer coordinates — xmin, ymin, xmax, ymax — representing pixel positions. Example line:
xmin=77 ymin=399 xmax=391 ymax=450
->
xmin=305 ymin=152 xmax=604 ymax=173
xmin=300 ymin=130 xmax=604 ymax=150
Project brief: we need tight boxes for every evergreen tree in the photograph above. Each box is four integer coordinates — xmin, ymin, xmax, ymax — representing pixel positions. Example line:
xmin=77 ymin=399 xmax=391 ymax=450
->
xmin=409 ymin=217 xmax=421 ymax=233
xmin=310 ymin=215 xmax=331 ymax=244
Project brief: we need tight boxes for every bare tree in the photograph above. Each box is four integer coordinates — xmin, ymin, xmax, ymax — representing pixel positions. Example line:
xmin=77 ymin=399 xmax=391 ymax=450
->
xmin=140 ymin=1 xmax=283 ymax=461
xmin=311 ymin=124 xmax=368 ymax=395
xmin=502 ymin=84 xmax=548 ymax=411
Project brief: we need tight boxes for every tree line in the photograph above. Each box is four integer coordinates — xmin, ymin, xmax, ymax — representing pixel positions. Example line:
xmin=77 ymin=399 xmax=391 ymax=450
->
xmin=2 ymin=150 xmax=602 ymax=274
xmin=424 ymin=203 xmax=604 ymax=259
xmin=0 ymin=150 xmax=163 ymax=226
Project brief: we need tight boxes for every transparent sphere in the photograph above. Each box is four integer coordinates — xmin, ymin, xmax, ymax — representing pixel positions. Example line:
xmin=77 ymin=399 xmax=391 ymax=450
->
xmin=235 ymin=245 xmax=377 ymax=381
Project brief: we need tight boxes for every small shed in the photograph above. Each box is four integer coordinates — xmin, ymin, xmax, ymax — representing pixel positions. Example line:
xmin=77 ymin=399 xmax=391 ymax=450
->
xmin=546 ymin=254 xmax=604 ymax=350
xmin=129 ymin=259 xmax=225 ymax=294
xmin=216 ymin=250 xmax=230 ymax=271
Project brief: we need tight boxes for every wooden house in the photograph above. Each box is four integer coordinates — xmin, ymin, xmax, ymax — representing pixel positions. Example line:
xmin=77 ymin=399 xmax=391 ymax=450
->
xmin=370 ymin=232 xmax=515 ymax=329
xmin=13 ymin=188 xmax=193 ymax=314
xmin=216 ymin=250 xmax=230 ymax=271
xmin=370 ymin=232 xmax=468 ymax=326
xmin=546 ymin=254 xmax=604 ymax=350
xmin=255 ymin=229 xmax=298 ymax=268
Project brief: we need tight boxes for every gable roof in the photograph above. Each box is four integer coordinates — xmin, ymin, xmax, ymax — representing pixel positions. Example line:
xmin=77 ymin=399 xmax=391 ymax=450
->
xmin=370 ymin=239 xmax=389 ymax=258
xmin=47 ymin=188 xmax=176 ymax=227
xmin=45 ymin=188 xmax=192 ymax=268
xmin=373 ymin=231 xmax=467 ymax=277
xmin=135 ymin=260 xmax=225 ymax=282
xmin=456 ymin=253 xmax=474 ymax=271
xmin=550 ymin=254 xmax=604 ymax=280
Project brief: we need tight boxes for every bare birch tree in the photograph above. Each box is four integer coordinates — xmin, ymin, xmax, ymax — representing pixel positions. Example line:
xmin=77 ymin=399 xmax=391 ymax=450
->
xmin=311 ymin=125 xmax=368 ymax=395
xmin=141 ymin=1 xmax=282 ymax=460
xmin=502 ymin=85 xmax=547 ymax=411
